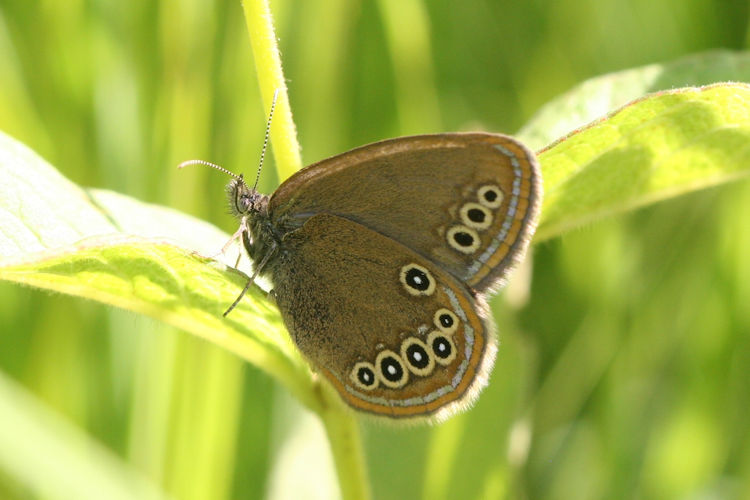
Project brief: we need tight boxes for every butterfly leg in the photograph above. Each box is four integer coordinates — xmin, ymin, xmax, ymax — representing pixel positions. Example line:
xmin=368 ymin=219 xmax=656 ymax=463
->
xmin=223 ymin=242 xmax=277 ymax=317
xmin=223 ymin=217 xmax=252 ymax=268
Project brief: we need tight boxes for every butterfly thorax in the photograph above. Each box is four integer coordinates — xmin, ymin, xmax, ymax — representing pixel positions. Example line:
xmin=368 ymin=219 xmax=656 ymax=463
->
xmin=226 ymin=176 xmax=280 ymax=272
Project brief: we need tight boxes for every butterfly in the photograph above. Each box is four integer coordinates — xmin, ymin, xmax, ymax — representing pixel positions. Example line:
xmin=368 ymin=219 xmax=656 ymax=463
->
xmin=183 ymin=128 xmax=541 ymax=420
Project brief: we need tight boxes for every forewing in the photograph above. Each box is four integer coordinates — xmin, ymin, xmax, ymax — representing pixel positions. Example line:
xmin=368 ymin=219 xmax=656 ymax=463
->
xmin=270 ymin=133 xmax=541 ymax=292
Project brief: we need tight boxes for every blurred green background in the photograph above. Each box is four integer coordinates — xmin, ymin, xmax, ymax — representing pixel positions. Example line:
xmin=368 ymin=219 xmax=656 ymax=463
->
xmin=1 ymin=0 xmax=749 ymax=499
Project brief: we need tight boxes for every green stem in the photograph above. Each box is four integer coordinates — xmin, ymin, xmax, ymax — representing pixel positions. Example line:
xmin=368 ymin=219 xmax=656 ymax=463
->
xmin=241 ymin=2 xmax=371 ymax=498
xmin=242 ymin=0 xmax=302 ymax=181
xmin=319 ymin=384 xmax=372 ymax=500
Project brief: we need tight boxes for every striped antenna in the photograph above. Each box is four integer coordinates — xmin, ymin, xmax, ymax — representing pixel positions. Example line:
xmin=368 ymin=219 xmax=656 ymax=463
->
xmin=177 ymin=89 xmax=279 ymax=187
xmin=252 ymin=89 xmax=280 ymax=190
xmin=177 ymin=159 xmax=241 ymax=180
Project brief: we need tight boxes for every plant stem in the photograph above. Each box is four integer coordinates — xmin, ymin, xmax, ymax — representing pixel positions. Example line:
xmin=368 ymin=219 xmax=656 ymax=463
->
xmin=319 ymin=384 xmax=372 ymax=500
xmin=242 ymin=0 xmax=302 ymax=181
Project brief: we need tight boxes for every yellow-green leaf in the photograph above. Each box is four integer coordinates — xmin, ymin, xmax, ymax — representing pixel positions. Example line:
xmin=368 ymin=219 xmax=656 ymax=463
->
xmin=536 ymin=83 xmax=750 ymax=241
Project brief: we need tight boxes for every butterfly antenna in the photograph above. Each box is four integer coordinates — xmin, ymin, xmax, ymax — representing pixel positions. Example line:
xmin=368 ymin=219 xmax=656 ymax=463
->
xmin=177 ymin=159 xmax=242 ymax=180
xmin=252 ymin=88 xmax=280 ymax=191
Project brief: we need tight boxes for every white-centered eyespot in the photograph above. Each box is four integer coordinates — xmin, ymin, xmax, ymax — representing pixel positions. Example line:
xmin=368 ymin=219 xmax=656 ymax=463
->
xmin=400 ymin=337 xmax=435 ymax=377
xmin=459 ymin=202 xmax=493 ymax=230
xmin=433 ymin=308 xmax=459 ymax=335
xmin=399 ymin=263 xmax=436 ymax=296
xmin=427 ymin=330 xmax=457 ymax=366
xmin=350 ymin=361 xmax=379 ymax=391
xmin=376 ymin=350 xmax=409 ymax=388
xmin=477 ymin=184 xmax=504 ymax=209
xmin=446 ymin=225 xmax=481 ymax=254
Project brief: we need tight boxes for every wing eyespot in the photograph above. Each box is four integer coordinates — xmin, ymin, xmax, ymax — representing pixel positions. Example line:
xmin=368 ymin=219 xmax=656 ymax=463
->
xmin=459 ymin=202 xmax=493 ymax=230
xmin=433 ymin=308 xmax=458 ymax=335
xmin=446 ymin=225 xmax=481 ymax=254
xmin=399 ymin=263 xmax=436 ymax=296
xmin=400 ymin=337 xmax=435 ymax=377
xmin=376 ymin=350 xmax=409 ymax=388
xmin=427 ymin=330 xmax=457 ymax=366
xmin=350 ymin=361 xmax=379 ymax=391
xmin=477 ymin=184 xmax=504 ymax=209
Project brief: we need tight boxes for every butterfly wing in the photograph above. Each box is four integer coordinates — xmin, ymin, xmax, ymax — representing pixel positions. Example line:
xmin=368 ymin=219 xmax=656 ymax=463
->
xmin=268 ymin=213 xmax=495 ymax=419
xmin=269 ymin=133 xmax=541 ymax=292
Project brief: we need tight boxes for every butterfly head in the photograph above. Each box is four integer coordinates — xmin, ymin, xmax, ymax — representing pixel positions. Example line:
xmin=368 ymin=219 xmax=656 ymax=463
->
xmin=227 ymin=174 xmax=269 ymax=220
xmin=177 ymin=159 xmax=270 ymax=221
xmin=224 ymin=171 xmax=276 ymax=267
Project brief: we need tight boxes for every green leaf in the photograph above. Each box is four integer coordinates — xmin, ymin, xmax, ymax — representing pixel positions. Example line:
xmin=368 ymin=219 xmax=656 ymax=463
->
xmin=0 ymin=129 xmax=234 ymax=261
xmin=0 ymin=130 xmax=114 ymax=258
xmin=519 ymin=50 xmax=750 ymax=150
xmin=535 ymin=83 xmax=750 ymax=241
xmin=0 ymin=130 xmax=318 ymax=412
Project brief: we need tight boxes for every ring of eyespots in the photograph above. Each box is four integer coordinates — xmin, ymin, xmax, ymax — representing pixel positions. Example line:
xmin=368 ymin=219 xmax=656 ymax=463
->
xmin=348 ymin=306 xmax=463 ymax=391
xmin=399 ymin=263 xmax=435 ymax=296
xmin=445 ymin=184 xmax=504 ymax=255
